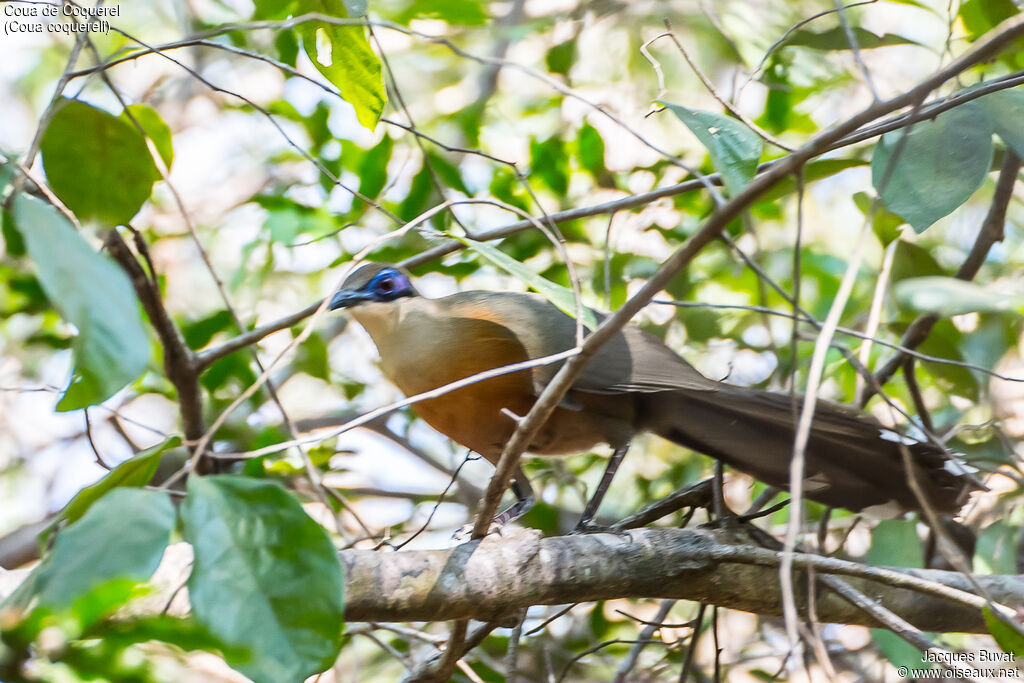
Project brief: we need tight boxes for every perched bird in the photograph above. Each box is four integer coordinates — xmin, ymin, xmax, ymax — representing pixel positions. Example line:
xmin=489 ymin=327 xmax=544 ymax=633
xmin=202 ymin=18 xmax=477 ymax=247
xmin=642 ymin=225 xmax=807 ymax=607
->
xmin=329 ymin=262 xmax=975 ymax=529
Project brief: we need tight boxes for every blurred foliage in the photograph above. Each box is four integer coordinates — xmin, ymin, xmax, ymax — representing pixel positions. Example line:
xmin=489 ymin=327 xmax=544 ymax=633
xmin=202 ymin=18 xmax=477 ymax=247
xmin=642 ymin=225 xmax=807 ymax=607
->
xmin=2 ymin=0 xmax=1024 ymax=680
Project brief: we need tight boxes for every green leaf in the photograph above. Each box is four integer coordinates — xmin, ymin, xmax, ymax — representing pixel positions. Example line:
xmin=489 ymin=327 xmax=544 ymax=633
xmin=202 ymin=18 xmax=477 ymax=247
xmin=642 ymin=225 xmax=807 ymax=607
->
xmin=426 ymin=151 xmax=470 ymax=195
xmin=357 ymin=134 xmax=394 ymax=200
xmin=894 ymin=276 xmax=1023 ymax=316
xmin=120 ymin=104 xmax=174 ymax=169
xmin=490 ymin=166 xmax=531 ymax=213
xmin=304 ymin=101 xmax=333 ymax=152
xmin=865 ymin=519 xmax=923 ymax=568
xmin=5 ymin=577 xmax=142 ymax=632
xmin=529 ymin=136 xmax=569 ymax=196
xmin=181 ymin=476 xmax=345 ymax=683
xmin=758 ymin=158 xmax=867 ymax=203
xmin=959 ymin=0 xmax=1020 ymax=40
xmin=67 ymin=578 xmax=143 ymax=630
xmin=40 ymin=99 xmax=161 ymax=225
xmin=297 ymin=0 xmax=385 ymax=130
xmin=781 ymin=26 xmax=923 ymax=50
xmin=201 ymin=348 xmax=257 ymax=394
xmin=259 ymin=198 xmax=337 ymax=244
xmin=453 ymin=236 xmax=598 ymax=330
xmin=396 ymin=0 xmax=486 ymax=25
xmin=919 ymin=320 xmax=978 ymax=400
xmin=35 ymin=488 xmax=174 ymax=609
xmin=397 ymin=161 xmax=434 ymax=222
xmin=274 ymin=27 xmax=300 ymax=65
xmin=0 ymin=156 xmax=12 ymax=189
xmin=577 ymin=122 xmax=612 ymax=186
xmin=182 ymin=309 xmax=235 ymax=349
xmin=964 ymin=313 xmax=1018 ymax=377
xmin=978 ymin=88 xmax=1024 ymax=158
xmin=974 ymin=520 xmax=1021 ymax=574
xmin=959 ymin=0 xmax=1024 ymax=68
xmin=2 ymin=205 xmax=25 ymax=256
xmin=341 ymin=0 xmax=366 ymax=16
xmin=890 ymin=241 xmax=945 ymax=282
xmin=295 ymin=331 xmax=329 ymax=381
xmin=11 ymin=194 xmax=152 ymax=410
xmin=756 ymin=55 xmax=817 ymax=135
xmin=87 ymin=615 xmax=245 ymax=659
xmin=253 ymin=0 xmax=296 ymax=19
xmin=853 ymin=191 xmax=906 ymax=246
xmin=872 ymin=629 xmax=931 ymax=670
xmin=546 ymin=35 xmax=577 ymax=75
xmin=57 ymin=437 xmax=181 ymax=527
xmin=659 ymin=103 xmax=763 ymax=196
xmin=984 ymin=606 xmax=1024 ymax=657
xmin=871 ymin=101 xmax=993 ymax=232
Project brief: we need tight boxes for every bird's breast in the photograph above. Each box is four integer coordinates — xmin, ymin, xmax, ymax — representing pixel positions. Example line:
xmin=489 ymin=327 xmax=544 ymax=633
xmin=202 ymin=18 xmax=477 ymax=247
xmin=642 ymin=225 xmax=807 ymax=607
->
xmin=357 ymin=302 xmax=621 ymax=459
xmin=361 ymin=306 xmax=535 ymax=458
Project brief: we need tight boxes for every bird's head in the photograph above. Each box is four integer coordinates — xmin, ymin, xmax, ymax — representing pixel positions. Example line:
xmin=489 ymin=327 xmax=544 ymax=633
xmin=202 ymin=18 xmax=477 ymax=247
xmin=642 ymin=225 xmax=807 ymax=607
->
xmin=328 ymin=263 xmax=418 ymax=311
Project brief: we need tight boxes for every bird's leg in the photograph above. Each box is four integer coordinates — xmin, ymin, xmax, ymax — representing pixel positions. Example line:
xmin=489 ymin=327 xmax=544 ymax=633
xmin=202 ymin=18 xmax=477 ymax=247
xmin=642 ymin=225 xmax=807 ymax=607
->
xmin=453 ymin=466 xmax=535 ymax=542
xmin=493 ymin=467 xmax=536 ymax=526
xmin=573 ymin=443 xmax=629 ymax=533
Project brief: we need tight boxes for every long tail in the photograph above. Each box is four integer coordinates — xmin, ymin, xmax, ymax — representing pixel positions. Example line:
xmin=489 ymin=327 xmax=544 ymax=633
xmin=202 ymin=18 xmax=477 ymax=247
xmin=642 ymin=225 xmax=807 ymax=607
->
xmin=641 ymin=386 xmax=977 ymax=514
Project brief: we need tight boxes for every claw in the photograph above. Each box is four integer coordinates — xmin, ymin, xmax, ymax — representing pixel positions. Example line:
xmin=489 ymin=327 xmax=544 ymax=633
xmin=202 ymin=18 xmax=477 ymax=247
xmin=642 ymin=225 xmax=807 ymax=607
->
xmin=451 ymin=521 xmax=504 ymax=543
xmin=570 ymin=521 xmax=631 ymax=538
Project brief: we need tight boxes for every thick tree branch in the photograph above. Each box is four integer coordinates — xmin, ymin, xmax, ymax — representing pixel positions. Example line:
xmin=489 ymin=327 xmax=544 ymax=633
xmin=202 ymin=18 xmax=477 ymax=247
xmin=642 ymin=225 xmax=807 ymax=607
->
xmin=335 ymin=528 xmax=1020 ymax=632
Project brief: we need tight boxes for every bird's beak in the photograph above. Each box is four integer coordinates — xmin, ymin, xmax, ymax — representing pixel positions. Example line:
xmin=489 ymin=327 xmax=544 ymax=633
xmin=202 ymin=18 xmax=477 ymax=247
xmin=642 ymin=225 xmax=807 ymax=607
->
xmin=328 ymin=289 xmax=373 ymax=310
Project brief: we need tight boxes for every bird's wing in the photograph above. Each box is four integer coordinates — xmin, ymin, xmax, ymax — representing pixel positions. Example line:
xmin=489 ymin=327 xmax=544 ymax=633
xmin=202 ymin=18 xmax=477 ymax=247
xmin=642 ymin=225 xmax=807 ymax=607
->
xmin=584 ymin=325 xmax=718 ymax=393
xmin=442 ymin=291 xmax=715 ymax=395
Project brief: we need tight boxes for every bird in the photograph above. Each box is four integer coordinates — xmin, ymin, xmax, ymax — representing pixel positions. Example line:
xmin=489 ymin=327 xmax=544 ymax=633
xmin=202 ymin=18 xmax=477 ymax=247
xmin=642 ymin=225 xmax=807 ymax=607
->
xmin=329 ymin=262 xmax=976 ymax=530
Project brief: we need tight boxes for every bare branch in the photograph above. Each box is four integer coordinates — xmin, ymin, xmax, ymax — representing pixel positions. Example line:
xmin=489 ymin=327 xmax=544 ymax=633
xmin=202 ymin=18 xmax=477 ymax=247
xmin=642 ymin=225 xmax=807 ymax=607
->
xmin=102 ymin=230 xmax=204 ymax=443
xmin=110 ymin=527 xmax=1015 ymax=631
xmin=660 ymin=20 xmax=795 ymax=151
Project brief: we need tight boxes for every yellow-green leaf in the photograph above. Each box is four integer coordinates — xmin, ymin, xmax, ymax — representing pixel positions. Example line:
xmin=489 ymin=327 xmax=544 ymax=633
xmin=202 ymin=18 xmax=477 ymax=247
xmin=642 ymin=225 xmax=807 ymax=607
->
xmin=297 ymin=0 xmax=385 ymax=130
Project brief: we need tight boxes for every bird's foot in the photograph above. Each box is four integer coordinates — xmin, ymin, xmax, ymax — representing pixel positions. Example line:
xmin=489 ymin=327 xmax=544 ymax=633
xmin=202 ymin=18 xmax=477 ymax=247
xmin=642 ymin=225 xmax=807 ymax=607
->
xmin=451 ymin=521 xmax=504 ymax=543
xmin=569 ymin=521 xmax=631 ymax=538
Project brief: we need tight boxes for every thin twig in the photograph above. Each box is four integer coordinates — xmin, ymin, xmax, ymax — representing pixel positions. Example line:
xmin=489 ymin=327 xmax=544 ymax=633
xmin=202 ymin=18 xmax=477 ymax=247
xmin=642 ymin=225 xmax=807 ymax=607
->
xmin=863 ymin=151 xmax=1023 ymax=403
xmin=654 ymin=300 xmax=1023 ymax=383
xmin=211 ymin=348 xmax=580 ymax=462
xmin=612 ymin=478 xmax=715 ymax=530
xmin=833 ymin=0 xmax=881 ymax=100
xmin=677 ymin=603 xmax=707 ymax=683
xmin=559 ymin=638 xmax=667 ymax=683
xmin=854 ymin=236 xmax=898 ymax=404
xmin=107 ymin=25 xmax=399 ymax=225
xmin=780 ymin=218 xmax=870 ymax=654
xmin=741 ymin=0 xmax=880 ymax=93
xmin=4 ymin=29 xmax=88 ymax=207
xmin=661 ymin=20 xmax=795 ymax=151
xmin=614 ymin=599 xmax=677 ymax=683
xmin=505 ymin=611 xmax=525 ymax=683
xmin=524 ymin=603 xmax=581 ymax=637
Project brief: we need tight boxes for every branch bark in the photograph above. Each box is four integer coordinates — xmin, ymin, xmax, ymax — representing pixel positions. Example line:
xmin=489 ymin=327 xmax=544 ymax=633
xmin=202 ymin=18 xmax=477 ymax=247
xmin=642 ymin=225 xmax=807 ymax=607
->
xmin=134 ymin=527 xmax=1024 ymax=633
xmin=103 ymin=230 xmax=204 ymax=444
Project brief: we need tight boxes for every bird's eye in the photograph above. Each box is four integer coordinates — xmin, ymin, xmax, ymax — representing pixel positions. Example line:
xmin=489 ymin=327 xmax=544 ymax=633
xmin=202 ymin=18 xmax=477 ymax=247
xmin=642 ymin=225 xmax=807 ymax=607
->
xmin=376 ymin=277 xmax=394 ymax=292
